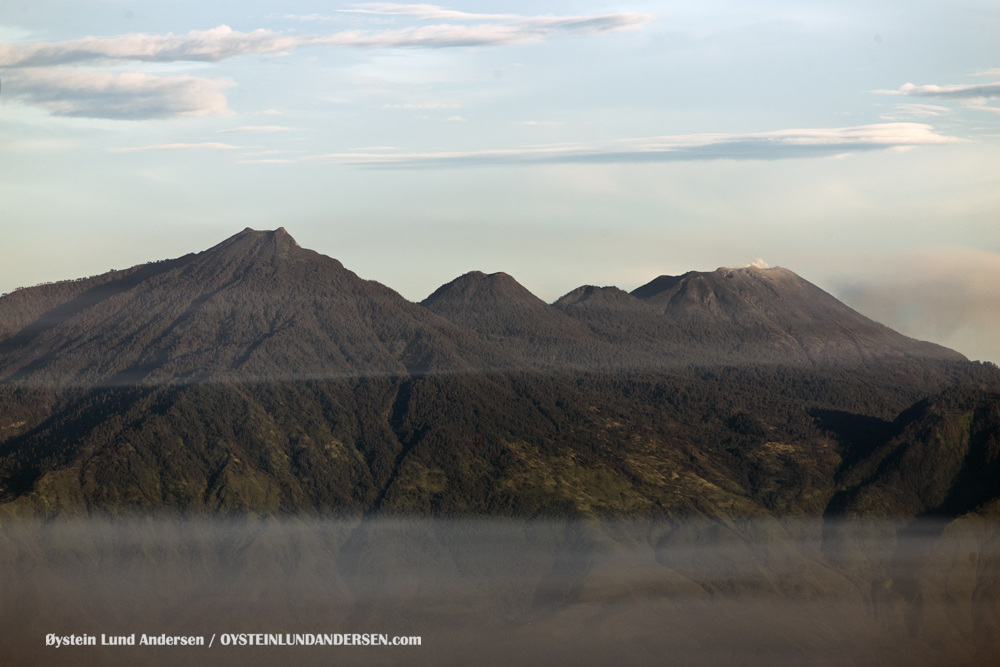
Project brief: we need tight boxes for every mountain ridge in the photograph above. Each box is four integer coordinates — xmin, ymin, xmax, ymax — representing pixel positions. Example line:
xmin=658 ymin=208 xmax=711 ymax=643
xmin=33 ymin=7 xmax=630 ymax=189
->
xmin=0 ymin=229 xmax=965 ymax=375
xmin=626 ymin=266 xmax=961 ymax=364
xmin=0 ymin=228 xmax=996 ymax=522
xmin=0 ymin=228 xmax=523 ymax=387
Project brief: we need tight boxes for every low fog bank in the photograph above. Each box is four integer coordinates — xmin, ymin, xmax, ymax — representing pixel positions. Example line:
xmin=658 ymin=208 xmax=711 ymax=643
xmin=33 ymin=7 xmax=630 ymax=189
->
xmin=1 ymin=515 xmax=999 ymax=666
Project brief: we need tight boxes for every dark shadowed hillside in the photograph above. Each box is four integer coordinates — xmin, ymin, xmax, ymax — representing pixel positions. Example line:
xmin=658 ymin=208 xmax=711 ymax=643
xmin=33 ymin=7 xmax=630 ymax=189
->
xmin=830 ymin=387 xmax=1000 ymax=519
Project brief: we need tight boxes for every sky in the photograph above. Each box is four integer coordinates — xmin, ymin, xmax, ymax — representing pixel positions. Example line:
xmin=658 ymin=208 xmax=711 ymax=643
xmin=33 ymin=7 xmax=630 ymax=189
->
xmin=1 ymin=1 xmax=999 ymax=362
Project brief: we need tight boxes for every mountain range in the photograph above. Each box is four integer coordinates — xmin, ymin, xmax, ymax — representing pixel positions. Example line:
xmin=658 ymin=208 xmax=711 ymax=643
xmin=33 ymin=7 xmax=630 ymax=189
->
xmin=0 ymin=228 xmax=997 ymax=521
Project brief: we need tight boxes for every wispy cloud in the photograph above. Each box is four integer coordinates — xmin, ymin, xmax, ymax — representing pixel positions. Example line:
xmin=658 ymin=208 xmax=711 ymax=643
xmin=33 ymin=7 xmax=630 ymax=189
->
xmin=284 ymin=13 xmax=336 ymax=22
xmin=974 ymin=68 xmax=1000 ymax=77
xmin=445 ymin=115 xmax=465 ymax=121
xmin=382 ymin=102 xmax=459 ymax=109
xmin=339 ymin=4 xmax=520 ymax=20
xmin=0 ymin=12 xmax=652 ymax=68
xmin=878 ymin=103 xmax=953 ymax=122
xmin=0 ymin=26 xmax=301 ymax=68
xmin=239 ymin=150 xmax=288 ymax=156
xmin=107 ymin=142 xmax=240 ymax=152
xmin=303 ymin=124 xmax=959 ymax=168
xmin=314 ymin=18 xmax=648 ymax=48
xmin=891 ymin=103 xmax=951 ymax=116
xmin=3 ymin=69 xmax=233 ymax=119
xmin=338 ymin=3 xmax=652 ymax=32
xmin=217 ymin=125 xmax=291 ymax=134
xmin=876 ymin=82 xmax=1000 ymax=100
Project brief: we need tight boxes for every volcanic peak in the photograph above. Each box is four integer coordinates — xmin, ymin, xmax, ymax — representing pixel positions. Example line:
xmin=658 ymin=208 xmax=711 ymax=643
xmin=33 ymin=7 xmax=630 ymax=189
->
xmin=552 ymin=285 xmax=645 ymax=310
xmin=422 ymin=270 xmax=543 ymax=310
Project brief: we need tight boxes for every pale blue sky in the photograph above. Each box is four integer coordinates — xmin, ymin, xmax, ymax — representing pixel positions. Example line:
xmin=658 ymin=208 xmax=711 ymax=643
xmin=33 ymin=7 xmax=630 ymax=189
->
xmin=2 ymin=1 xmax=999 ymax=361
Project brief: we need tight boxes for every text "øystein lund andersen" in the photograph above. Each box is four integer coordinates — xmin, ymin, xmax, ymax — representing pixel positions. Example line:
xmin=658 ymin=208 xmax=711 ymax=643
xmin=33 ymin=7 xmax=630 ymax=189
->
xmin=46 ymin=634 xmax=204 ymax=647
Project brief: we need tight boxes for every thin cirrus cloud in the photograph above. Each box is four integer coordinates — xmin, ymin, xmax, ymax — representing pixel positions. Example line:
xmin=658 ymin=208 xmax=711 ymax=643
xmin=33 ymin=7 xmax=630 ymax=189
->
xmin=106 ymin=143 xmax=240 ymax=153
xmin=338 ymin=4 xmax=654 ymax=32
xmin=0 ymin=26 xmax=302 ymax=68
xmin=289 ymin=4 xmax=587 ymax=22
xmin=217 ymin=126 xmax=291 ymax=134
xmin=892 ymin=103 xmax=950 ymax=116
xmin=302 ymin=124 xmax=958 ymax=168
xmin=382 ymin=103 xmax=459 ymax=109
xmin=876 ymin=82 xmax=1000 ymax=100
xmin=0 ymin=12 xmax=651 ymax=68
xmin=3 ymin=69 xmax=233 ymax=119
xmin=338 ymin=3 xmax=521 ymax=20
xmin=283 ymin=13 xmax=334 ymax=22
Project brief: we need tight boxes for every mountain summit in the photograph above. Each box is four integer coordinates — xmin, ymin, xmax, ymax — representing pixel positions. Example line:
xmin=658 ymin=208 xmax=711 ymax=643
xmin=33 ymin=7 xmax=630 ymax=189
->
xmin=421 ymin=271 xmax=610 ymax=366
xmin=0 ymin=228 xmax=509 ymax=387
xmin=625 ymin=266 xmax=962 ymax=364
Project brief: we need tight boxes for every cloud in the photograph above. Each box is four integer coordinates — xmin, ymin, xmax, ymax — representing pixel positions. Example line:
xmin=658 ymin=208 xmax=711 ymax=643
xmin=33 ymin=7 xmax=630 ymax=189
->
xmin=382 ymin=102 xmax=459 ymax=109
xmin=747 ymin=258 xmax=769 ymax=269
xmin=303 ymin=123 xmax=959 ymax=168
xmin=237 ymin=158 xmax=294 ymax=164
xmin=339 ymin=4 xmax=520 ymax=20
xmin=876 ymin=82 xmax=1000 ymax=100
xmin=0 ymin=11 xmax=650 ymax=120
xmin=339 ymin=4 xmax=652 ymax=32
xmin=966 ymin=105 xmax=1000 ymax=115
xmin=3 ymin=69 xmax=233 ymax=119
xmin=0 ymin=12 xmax=652 ymax=67
xmin=833 ymin=247 xmax=1000 ymax=364
xmin=107 ymin=142 xmax=240 ymax=152
xmin=314 ymin=19 xmax=648 ymax=48
xmin=284 ymin=13 xmax=335 ymax=22
xmin=519 ymin=120 xmax=564 ymax=126
xmin=890 ymin=103 xmax=951 ymax=117
xmin=0 ymin=26 xmax=303 ymax=68
xmin=217 ymin=125 xmax=290 ymax=133
xmin=445 ymin=115 xmax=465 ymax=121
xmin=974 ymin=68 xmax=1000 ymax=77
